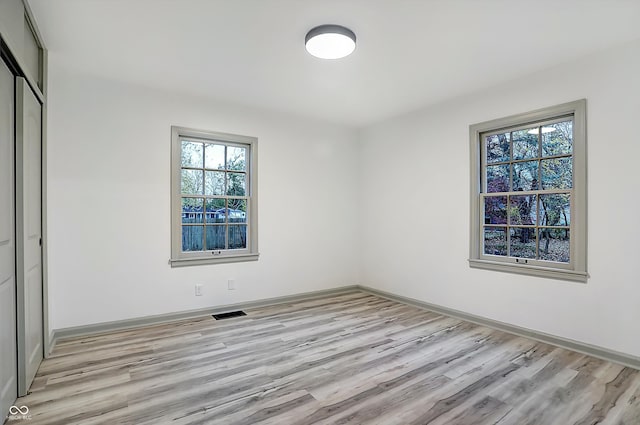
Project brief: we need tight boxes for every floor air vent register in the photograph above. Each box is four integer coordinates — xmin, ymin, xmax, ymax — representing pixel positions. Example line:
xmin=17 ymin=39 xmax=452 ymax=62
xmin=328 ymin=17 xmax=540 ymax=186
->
xmin=212 ymin=311 xmax=247 ymax=320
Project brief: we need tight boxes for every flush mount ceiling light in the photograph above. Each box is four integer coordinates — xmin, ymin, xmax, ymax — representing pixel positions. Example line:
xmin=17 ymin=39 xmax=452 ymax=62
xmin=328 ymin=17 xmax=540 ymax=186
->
xmin=305 ymin=25 xmax=356 ymax=59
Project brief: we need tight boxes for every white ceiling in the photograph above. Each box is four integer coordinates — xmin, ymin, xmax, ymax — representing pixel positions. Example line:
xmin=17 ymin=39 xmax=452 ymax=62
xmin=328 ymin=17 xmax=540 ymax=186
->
xmin=28 ymin=0 xmax=640 ymax=127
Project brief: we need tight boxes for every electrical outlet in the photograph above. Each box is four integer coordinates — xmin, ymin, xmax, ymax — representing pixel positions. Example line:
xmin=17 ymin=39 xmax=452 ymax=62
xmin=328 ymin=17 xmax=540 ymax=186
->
xmin=227 ymin=279 xmax=236 ymax=290
xmin=195 ymin=284 xmax=203 ymax=296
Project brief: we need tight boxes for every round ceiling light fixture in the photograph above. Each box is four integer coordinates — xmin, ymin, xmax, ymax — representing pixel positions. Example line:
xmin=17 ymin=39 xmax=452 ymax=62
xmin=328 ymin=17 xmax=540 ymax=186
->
xmin=305 ymin=24 xmax=356 ymax=59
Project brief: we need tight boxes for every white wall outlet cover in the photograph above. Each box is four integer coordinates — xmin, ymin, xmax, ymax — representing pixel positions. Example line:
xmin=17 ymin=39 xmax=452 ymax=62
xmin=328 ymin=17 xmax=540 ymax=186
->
xmin=227 ymin=279 xmax=236 ymax=290
xmin=195 ymin=284 xmax=203 ymax=296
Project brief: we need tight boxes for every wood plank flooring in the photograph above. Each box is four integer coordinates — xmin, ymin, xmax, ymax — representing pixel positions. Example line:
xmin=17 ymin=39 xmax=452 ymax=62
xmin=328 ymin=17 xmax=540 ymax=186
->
xmin=9 ymin=292 xmax=640 ymax=425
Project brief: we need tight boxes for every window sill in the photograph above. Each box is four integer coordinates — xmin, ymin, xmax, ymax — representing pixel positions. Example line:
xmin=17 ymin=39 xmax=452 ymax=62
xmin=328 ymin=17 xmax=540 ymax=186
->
xmin=468 ymin=259 xmax=588 ymax=283
xmin=170 ymin=253 xmax=259 ymax=267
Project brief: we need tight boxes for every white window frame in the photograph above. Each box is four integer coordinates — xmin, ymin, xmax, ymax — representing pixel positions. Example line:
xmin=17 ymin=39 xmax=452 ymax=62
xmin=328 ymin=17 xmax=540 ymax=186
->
xmin=170 ymin=126 xmax=259 ymax=267
xmin=469 ymin=100 xmax=587 ymax=282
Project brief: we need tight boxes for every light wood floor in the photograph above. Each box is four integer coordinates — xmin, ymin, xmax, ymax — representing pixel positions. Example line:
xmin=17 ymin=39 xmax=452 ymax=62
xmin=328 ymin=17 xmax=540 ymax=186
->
xmin=11 ymin=292 xmax=640 ymax=425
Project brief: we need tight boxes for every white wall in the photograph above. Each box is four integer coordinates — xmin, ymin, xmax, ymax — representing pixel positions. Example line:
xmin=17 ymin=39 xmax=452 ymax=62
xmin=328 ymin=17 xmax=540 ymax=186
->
xmin=47 ymin=37 xmax=640 ymax=358
xmin=359 ymin=40 xmax=640 ymax=357
xmin=46 ymin=56 xmax=359 ymax=330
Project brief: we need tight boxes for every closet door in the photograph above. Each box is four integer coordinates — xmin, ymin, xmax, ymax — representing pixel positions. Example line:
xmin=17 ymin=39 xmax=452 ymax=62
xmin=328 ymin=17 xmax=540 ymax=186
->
xmin=0 ymin=61 xmax=17 ymax=418
xmin=16 ymin=77 xmax=43 ymax=396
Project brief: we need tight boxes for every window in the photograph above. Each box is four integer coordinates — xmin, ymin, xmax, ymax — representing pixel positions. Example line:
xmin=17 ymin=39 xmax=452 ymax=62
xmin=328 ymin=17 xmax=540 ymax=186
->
xmin=170 ymin=127 xmax=258 ymax=266
xmin=469 ymin=100 xmax=587 ymax=282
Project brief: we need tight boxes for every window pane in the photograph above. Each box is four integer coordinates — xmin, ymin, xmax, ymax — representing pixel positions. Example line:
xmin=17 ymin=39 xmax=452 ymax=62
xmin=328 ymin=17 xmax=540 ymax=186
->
xmin=486 ymin=133 xmax=510 ymax=163
xmin=181 ymin=169 xmax=203 ymax=195
xmin=539 ymin=194 xmax=570 ymax=226
xmin=484 ymin=227 xmax=507 ymax=256
xmin=227 ymin=146 xmax=247 ymax=171
xmin=181 ymin=141 xmax=203 ymax=168
xmin=512 ymin=128 xmax=539 ymax=160
xmin=512 ymin=160 xmax=539 ymax=191
xmin=510 ymin=228 xmax=536 ymax=259
xmin=229 ymin=225 xmax=247 ymax=249
xmin=486 ymin=164 xmax=509 ymax=193
xmin=205 ymin=144 xmax=225 ymax=170
xmin=228 ymin=198 xmax=247 ymax=223
xmin=542 ymin=121 xmax=572 ymax=157
xmin=205 ymin=226 xmax=226 ymax=250
xmin=226 ymin=173 xmax=246 ymax=196
xmin=205 ymin=171 xmax=225 ymax=196
xmin=509 ymin=195 xmax=537 ymax=225
xmin=538 ymin=228 xmax=570 ymax=263
xmin=484 ymin=196 xmax=507 ymax=224
xmin=541 ymin=157 xmax=572 ymax=189
xmin=182 ymin=197 xmax=203 ymax=224
xmin=205 ymin=198 xmax=226 ymax=223
xmin=182 ymin=226 xmax=203 ymax=251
